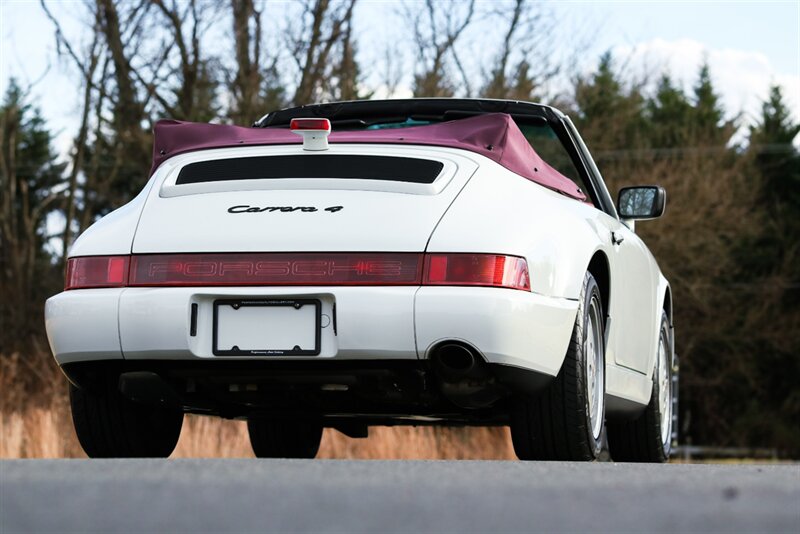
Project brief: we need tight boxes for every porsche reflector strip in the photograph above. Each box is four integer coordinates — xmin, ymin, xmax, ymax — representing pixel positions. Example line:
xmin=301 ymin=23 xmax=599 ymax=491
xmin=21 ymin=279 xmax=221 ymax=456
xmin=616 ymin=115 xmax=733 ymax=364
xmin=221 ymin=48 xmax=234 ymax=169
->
xmin=128 ymin=253 xmax=424 ymax=286
xmin=65 ymin=253 xmax=530 ymax=291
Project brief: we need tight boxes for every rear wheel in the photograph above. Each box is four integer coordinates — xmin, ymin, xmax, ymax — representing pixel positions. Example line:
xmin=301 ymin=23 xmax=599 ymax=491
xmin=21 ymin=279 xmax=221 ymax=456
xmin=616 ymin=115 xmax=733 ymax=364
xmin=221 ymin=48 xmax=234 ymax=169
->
xmin=69 ymin=381 xmax=183 ymax=458
xmin=607 ymin=311 xmax=674 ymax=462
xmin=510 ymin=271 xmax=605 ymax=461
xmin=247 ymin=419 xmax=323 ymax=458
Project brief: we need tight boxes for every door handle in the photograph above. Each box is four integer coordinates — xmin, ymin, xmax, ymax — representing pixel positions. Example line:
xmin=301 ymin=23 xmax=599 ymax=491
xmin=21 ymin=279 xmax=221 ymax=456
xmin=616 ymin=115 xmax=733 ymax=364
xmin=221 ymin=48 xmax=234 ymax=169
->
xmin=611 ymin=231 xmax=625 ymax=245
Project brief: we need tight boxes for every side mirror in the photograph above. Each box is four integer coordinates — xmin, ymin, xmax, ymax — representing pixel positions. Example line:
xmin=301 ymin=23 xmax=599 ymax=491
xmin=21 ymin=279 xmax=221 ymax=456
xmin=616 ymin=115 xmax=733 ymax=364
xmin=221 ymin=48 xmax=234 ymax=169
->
xmin=617 ymin=186 xmax=666 ymax=220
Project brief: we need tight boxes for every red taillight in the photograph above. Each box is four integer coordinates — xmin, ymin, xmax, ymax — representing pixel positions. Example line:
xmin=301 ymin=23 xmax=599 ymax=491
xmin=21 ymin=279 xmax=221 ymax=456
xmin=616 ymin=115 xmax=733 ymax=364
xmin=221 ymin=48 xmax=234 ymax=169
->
xmin=65 ymin=256 xmax=130 ymax=290
xmin=424 ymin=254 xmax=530 ymax=291
xmin=129 ymin=253 xmax=423 ymax=286
xmin=290 ymin=118 xmax=331 ymax=131
xmin=64 ymin=253 xmax=530 ymax=291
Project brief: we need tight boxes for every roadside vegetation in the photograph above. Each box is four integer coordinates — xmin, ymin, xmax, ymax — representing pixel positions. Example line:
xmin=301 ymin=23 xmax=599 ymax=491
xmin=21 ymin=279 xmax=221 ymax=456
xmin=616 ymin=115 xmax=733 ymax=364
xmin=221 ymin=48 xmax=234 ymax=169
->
xmin=1 ymin=0 xmax=798 ymax=458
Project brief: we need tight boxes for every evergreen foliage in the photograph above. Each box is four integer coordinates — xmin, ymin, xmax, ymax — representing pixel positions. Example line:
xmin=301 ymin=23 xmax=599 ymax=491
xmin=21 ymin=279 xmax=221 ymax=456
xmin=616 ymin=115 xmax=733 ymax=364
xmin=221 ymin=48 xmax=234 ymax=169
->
xmin=647 ymin=75 xmax=693 ymax=149
xmin=750 ymin=85 xmax=800 ymax=210
xmin=571 ymin=56 xmax=798 ymax=453
xmin=0 ymin=80 xmax=67 ymax=343
xmin=573 ymin=52 xmax=648 ymax=154
xmin=691 ymin=63 xmax=736 ymax=145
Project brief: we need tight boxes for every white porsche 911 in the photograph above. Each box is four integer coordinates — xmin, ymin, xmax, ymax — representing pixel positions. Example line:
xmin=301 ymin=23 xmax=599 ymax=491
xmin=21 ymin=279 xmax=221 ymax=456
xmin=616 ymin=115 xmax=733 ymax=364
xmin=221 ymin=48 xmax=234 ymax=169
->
xmin=45 ymin=98 xmax=677 ymax=462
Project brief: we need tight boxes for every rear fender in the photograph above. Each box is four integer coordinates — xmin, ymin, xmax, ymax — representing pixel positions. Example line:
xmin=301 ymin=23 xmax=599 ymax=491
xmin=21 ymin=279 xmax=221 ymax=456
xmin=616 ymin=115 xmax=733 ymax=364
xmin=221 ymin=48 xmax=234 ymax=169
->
xmin=647 ymin=275 xmax=673 ymax=381
xmin=426 ymin=165 xmax=610 ymax=299
xmin=69 ymin=174 xmax=158 ymax=257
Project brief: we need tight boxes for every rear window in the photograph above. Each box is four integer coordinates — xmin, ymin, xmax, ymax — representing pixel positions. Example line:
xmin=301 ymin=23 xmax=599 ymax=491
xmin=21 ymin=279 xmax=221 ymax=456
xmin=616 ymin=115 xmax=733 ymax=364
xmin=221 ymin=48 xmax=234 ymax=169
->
xmin=176 ymin=155 xmax=444 ymax=185
xmin=516 ymin=123 xmax=581 ymax=184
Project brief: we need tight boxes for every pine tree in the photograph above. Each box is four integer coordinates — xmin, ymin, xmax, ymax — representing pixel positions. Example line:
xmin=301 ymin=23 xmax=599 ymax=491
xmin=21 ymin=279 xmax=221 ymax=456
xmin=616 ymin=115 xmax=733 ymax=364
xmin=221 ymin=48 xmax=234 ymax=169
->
xmin=690 ymin=62 xmax=736 ymax=145
xmin=647 ymin=74 xmax=693 ymax=149
xmin=573 ymin=52 xmax=647 ymax=163
xmin=750 ymin=85 xmax=800 ymax=208
xmin=741 ymin=85 xmax=800 ymax=275
xmin=728 ymin=83 xmax=800 ymax=452
xmin=0 ymin=80 xmax=66 ymax=345
xmin=575 ymin=52 xmax=622 ymax=124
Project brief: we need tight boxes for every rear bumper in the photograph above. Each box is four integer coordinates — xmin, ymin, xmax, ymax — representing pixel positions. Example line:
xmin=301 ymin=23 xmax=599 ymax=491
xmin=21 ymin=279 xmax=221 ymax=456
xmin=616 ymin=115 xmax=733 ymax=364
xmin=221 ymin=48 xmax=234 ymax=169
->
xmin=415 ymin=287 xmax=577 ymax=376
xmin=60 ymin=358 xmax=552 ymax=423
xmin=45 ymin=286 xmax=577 ymax=378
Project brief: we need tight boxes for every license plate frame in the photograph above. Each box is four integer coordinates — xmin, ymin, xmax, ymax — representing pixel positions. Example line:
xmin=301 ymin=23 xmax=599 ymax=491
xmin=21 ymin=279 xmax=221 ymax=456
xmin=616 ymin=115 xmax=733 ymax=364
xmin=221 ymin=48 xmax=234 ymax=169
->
xmin=212 ymin=299 xmax=321 ymax=356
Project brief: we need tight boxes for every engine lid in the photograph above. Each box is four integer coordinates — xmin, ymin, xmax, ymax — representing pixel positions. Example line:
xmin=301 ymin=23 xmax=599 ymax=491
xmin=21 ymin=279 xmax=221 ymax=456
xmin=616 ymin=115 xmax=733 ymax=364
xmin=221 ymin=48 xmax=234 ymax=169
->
xmin=131 ymin=145 xmax=478 ymax=253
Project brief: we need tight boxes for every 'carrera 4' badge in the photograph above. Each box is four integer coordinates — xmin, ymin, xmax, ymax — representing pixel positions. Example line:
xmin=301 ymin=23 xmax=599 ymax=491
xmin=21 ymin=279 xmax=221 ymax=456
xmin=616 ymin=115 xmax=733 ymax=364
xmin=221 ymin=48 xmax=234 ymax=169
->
xmin=227 ymin=205 xmax=343 ymax=214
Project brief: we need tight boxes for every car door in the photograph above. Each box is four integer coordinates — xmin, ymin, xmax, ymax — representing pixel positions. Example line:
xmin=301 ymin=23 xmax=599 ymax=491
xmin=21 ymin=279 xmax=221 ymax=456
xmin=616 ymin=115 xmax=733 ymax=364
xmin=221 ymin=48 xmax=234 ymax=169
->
xmin=600 ymin=217 xmax=660 ymax=373
xmin=561 ymin=117 xmax=658 ymax=374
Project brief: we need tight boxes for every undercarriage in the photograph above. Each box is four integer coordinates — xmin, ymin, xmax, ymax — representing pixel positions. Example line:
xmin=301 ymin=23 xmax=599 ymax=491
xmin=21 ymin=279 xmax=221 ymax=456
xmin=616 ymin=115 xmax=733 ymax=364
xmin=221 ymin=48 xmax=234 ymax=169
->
xmin=62 ymin=358 xmax=553 ymax=428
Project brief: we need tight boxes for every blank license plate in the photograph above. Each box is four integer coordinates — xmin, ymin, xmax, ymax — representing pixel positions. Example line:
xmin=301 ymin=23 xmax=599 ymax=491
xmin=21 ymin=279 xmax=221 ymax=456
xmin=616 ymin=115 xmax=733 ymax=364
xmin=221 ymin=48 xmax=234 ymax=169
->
xmin=213 ymin=299 xmax=321 ymax=356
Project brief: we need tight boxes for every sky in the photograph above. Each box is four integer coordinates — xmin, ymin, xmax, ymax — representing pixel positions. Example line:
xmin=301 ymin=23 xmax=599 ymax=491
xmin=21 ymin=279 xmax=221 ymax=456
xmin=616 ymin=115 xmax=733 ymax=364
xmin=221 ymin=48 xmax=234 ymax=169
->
xmin=1 ymin=0 xmax=799 ymax=157
xmin=571 ymin=1 xmax=800 ymax=126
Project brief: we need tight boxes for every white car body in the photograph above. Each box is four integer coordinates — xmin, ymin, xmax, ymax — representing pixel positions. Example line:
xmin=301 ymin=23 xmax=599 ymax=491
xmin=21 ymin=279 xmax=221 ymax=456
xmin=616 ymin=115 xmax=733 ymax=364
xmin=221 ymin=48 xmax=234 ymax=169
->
xmin=45 ymin=100 xmax=674 ymax=456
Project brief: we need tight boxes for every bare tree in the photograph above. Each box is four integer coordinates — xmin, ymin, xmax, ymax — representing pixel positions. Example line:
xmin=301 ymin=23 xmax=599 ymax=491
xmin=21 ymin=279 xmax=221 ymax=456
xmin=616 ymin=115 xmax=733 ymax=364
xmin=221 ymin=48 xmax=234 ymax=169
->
xmin=43 ymin=0 xmax=222 ymax=226
xmin=230 ymin=0 xmax=264 ymax=123
xmin=481 ymin=0 xmax=560 ymax=101
xmin=288 ymin=0 xmax=358 ymax=105
xmin=405 ymin=0 xmax=476 ymax=97
xmin=63 ymin=39 xmax=102 ymax=260
xmin=380 ymin=43 xmax=404 ymax=98
xmin=40 ymin=1 xmax=104 ymax=259
xmin=151 ymin=0 xmax=221 ymax=121
xmin=331 ymin=11 xmax=360 ymax=101
xmin=482 ymin=0 xmax=525 ymax=99
xmin=97 ymin=0 xmax=147 ymax=141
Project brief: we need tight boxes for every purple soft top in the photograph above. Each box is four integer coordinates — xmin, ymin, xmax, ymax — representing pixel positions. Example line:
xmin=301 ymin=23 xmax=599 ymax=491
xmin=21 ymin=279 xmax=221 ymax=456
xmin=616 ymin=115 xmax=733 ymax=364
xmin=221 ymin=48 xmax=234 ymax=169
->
xmin=151 ymin=113 xmax=585 ymax=200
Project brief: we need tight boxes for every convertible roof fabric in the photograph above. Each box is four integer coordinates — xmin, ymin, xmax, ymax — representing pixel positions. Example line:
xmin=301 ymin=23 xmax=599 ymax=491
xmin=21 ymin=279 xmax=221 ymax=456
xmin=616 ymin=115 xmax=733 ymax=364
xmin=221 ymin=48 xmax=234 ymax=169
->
xmin=150 ymin=113 xmax=585 ymax=200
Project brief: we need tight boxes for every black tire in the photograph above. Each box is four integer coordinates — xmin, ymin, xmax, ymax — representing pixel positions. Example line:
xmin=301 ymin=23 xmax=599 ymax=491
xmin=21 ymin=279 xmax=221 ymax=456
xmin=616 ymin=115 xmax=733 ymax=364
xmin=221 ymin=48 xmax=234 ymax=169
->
xmin=69 ymin=380 xmax=183 ymax=458
xmin=607 ymin=311 xmax=674 ymax=463
xmin=247 ymin=419 xmax=323 ymax=459
xmin=510 ymin=271 xmax=605 ymax=461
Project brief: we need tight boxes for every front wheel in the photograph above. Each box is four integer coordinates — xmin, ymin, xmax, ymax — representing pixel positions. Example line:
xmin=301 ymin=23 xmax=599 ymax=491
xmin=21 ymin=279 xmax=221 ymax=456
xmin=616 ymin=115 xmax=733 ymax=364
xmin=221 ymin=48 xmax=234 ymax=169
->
xmin=607 ymin=311 xmax=675 ymax=462
xmin=510 ymin=271 xmax=606 ymax=461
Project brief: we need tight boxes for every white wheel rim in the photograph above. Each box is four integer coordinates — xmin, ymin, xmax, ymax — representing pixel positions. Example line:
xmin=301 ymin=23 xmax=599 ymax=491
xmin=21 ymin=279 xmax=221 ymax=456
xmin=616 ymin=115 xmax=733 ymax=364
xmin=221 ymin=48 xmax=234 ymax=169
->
xmin=585 ymin=297 xmax=605 ymax=441
xmin=658 ymin=333 xmax=672 ymax=446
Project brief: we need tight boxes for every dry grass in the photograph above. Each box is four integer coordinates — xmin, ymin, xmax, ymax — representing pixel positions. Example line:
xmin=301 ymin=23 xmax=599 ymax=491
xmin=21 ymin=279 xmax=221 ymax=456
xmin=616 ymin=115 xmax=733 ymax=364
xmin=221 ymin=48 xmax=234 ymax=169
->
xmin=0 ymin=350 xmax=516 ymax=460
xmin=1 ymin=406 xmax=82 ymax=458
xmin=173 ymin=417 xmax=516 ymax=460
xmin=1 ymin=408 xmax=516 ymax=460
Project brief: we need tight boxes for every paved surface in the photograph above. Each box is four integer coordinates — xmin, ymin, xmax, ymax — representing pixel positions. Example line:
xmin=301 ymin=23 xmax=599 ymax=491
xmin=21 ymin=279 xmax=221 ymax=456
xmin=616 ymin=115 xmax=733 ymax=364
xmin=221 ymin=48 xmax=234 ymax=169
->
xmin=1 ymin=460 xmax=798 ymax=533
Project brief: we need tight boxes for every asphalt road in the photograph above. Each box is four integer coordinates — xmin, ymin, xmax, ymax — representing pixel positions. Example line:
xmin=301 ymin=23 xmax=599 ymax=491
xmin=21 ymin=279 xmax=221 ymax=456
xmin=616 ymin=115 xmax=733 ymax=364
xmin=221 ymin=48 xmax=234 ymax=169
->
xmin=1 ymin=460 xmax=798 ymax=533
